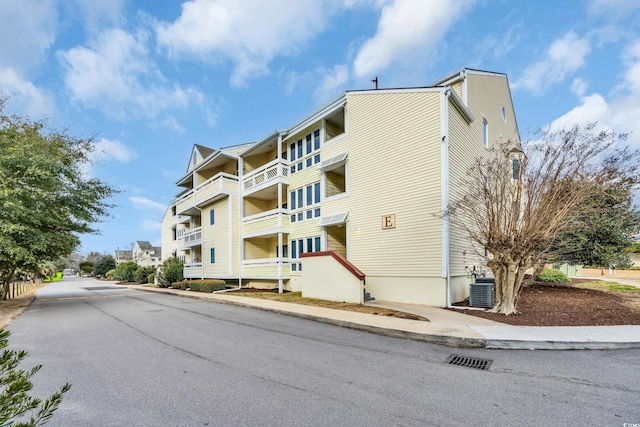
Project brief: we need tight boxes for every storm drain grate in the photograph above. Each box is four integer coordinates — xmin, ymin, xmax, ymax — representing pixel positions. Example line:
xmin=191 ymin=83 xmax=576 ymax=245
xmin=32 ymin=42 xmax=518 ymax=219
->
xmin=446 ymin=354 xmax=493 ymax=370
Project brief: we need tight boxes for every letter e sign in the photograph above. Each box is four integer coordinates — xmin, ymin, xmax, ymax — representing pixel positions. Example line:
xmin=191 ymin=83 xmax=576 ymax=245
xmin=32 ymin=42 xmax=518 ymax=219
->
xmin=382 ymin=214 xmax=396 ymax=229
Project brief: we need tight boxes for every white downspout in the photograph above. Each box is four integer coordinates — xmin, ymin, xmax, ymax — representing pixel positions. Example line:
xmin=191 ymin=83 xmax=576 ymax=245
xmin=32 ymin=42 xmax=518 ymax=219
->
xmin=238 ymin=157 xmax=244 ymax=290
xmin=277 ymin=134 xmax=284 ymax=294
xmin=441 ymin=89 xmax=452 ymax=308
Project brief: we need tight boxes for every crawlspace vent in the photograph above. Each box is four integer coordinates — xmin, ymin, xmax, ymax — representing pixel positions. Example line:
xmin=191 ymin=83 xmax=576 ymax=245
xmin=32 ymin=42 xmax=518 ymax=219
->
xmin=446 ymin=354 xmax=493 ymax=370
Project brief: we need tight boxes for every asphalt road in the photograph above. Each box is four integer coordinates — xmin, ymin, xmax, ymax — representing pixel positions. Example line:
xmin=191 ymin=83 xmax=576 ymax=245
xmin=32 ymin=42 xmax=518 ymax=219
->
xmin=6 ymin=276 xmax=640 ymax=426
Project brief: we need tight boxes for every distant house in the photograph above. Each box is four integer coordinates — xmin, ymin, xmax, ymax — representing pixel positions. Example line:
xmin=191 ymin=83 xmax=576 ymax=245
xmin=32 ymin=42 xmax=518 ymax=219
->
xmin=132 ymin=241 xmax=162 ymax=267
xmin=113 ymin=250 xmax=133 ymax=266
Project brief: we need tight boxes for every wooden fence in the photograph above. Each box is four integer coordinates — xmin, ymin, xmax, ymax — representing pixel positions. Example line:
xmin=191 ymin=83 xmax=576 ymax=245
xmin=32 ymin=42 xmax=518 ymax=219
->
xmin=2 ymin=279 xmax=43 ymax=300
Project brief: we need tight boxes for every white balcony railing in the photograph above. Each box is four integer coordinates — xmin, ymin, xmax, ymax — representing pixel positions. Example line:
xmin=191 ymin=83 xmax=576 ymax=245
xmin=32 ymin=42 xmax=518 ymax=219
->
xmin=243 ymin=160 xmax=288 ymax=191
xmin=242 ymin=257 xmax=289 ymax=265
xmin=175 ymin=189 xmax=194 ymax=206
xmin=242 ymin=208 xmax=288 ymax=224
xmin=184 ymin=262 xmax=203 ymax=269
xmin=195 ymin=172 xmax=239 ymax=206
xmin=182 ymin=227 xmax=202 ymax=244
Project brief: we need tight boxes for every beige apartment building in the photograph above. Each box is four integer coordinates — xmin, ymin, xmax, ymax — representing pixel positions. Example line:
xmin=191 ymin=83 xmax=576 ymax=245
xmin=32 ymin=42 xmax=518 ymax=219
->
xmin=161 ymin=68 xmax=520 ymax=307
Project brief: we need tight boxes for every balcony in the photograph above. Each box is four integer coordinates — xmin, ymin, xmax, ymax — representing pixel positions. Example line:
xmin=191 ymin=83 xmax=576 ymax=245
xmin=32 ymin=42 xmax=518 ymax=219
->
xmin=195 ymin=172 xmax=239 ymax=207
xmin=243 ymin=160 xmax=289 ymax=196
xmin=184 ymin=262 xmax=203 ymax=278
xmin=175 ymin=190 xmax=198 ymax=216
xmin=242 ymin=258 xmax=289 ymax=277
xmin=242 ymin=208 xmax=290 ymax=237
xmin=181 ymin=227 xmax=202 ymax=248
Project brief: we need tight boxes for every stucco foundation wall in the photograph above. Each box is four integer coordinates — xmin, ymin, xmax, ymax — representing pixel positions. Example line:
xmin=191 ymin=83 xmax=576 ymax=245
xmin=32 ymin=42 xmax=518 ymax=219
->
xmin=450 ymin=275 xmax=472 ymax=304
xmin=302 ymin=256 xmax=363 ymax=303
xmin=289 ymin=276 xmax=302 ymax=292
xmin=364 ymin=276 xmax=448 ymax=306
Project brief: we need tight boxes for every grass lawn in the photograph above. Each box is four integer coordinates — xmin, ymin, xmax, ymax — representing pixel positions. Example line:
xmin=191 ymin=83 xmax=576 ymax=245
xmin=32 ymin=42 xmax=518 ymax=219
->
xmin=44 ymin=272 xmax=63 ymax=282
xmin=574 ymin=280 xmax=640 ymax=311
xmin=229 ymin=291 xmax=428 ymax=321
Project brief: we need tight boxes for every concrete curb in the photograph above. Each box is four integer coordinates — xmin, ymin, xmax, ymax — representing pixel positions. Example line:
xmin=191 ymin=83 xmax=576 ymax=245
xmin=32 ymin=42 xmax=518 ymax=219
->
xmin=485 ymin=340 xmax=640 ymax=350
xmin=129 ymin=285 xmax=640 ymax=350
xmin=131 ymin=286 xmax=486 ymax=348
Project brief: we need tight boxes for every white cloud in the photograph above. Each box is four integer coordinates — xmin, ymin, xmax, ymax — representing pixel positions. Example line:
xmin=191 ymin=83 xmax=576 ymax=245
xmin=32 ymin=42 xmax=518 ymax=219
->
xmin=0 ymin=0 xmax=57 ymax=71
xmin=549 ymin=39 xmax=640 ymax=150
xmin=154 ymin=0 xmax=345 ymax=88
xmin=72 ymin=0 xmax=126 ymax=33
xmin=58 ymin=28 xmax=203 ymax=124
xmin=91 ymin=138 xmax=137 ymax=163
xmin=130 ymin=197 xmax=166 ymax=212
xmin=570 ymin=78 xmax=588 ymax=96
xmin=352 ymin=0 xmax=474 ymax=79
xmin=478 ymin=23 xmax=522 ymax=60
xmin=588 ymin=0 xmax=640 ymax=20
xmin=141 ymin=219 xmax=162 ymax=231
xmin=548 ymin=93 xmax=610 ymax=132
xmin=0 ymin=68 xmax=55 ymax=118
xmin=513 ymin=31 xmax=591 ymax=95
xmin=314 ymin=65 xmax=350 ymax=102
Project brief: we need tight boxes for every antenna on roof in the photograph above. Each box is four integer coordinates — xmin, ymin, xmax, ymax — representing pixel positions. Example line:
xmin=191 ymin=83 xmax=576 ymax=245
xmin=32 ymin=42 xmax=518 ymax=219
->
xmin=371 ymin=76 xmax=378 ymax=90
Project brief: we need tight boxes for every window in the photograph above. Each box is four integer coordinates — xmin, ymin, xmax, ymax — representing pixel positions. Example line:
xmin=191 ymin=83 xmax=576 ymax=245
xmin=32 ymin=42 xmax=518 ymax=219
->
xmin=512 ymin=158 xmax=520 ymax=180
xmin=290 ymin=236 xmax=321 ymax=272
xmin=501 ymin=106 xmax=506 ymax=122
xmin=289 ymin=182 xmax=321 ymax=223
xmin=277 ymin=244 xmax=288 ymax=258
xmin=483 ymin=118 xmax=489 ymax=147
xmin=209 ymin=209 xmax=215 ymax=225
xmin=210 ymin=248 xmax=215 ymax=264
xmin=289 ymin=129 xmax=321 ymax=174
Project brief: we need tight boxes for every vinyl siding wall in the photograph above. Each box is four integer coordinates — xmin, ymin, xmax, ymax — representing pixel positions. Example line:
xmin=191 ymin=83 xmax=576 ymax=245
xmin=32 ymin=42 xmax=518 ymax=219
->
xmin=320 ymin=90 xmax=446 ymax=304
xmin=201 ymin=196 xmax=239 ymax=278
xmin=160 ymin=208 xmax=180 ymax=262
xmin=447 ymin=72 xmax=520 ymax=301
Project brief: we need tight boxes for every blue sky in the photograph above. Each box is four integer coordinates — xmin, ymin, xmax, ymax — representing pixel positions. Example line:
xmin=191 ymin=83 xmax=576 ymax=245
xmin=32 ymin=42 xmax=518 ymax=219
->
xmin=1 ymin=0 xmax=639 ymax=256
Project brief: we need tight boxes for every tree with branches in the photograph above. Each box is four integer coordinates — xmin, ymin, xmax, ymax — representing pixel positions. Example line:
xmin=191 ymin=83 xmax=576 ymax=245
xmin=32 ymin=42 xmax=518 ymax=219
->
xmin=0 ymin=100 xmax=116 ymax=299
xmin=448 ymin=124 xmax=640 ymax=315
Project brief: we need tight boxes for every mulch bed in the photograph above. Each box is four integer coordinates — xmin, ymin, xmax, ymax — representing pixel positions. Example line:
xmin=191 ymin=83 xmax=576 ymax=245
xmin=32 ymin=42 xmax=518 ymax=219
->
xmin=450 ymin=280 xmax=640 ymax=326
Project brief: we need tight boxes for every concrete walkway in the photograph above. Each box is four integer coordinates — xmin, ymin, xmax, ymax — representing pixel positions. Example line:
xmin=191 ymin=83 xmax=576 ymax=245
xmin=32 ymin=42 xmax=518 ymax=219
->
xmin=128 ymin=285 xmax=640 ymax=350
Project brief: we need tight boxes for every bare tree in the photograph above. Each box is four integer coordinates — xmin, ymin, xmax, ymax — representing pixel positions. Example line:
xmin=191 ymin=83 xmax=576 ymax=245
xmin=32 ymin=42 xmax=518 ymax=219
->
xmin=448 ymin=124 xmax=639 ymax=315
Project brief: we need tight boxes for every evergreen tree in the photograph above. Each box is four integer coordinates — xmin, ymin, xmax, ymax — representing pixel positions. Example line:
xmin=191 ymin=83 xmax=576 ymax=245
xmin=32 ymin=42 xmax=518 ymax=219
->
xmin=0 ymin=329 xmax=71 ymax=426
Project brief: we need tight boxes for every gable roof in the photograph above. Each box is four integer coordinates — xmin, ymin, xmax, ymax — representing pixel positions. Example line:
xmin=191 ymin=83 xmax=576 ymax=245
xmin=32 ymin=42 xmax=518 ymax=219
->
xmin=114 ymin=250 xmax=132 ymax=260
xmin=135 ymin=241 xmax=153 ymax=251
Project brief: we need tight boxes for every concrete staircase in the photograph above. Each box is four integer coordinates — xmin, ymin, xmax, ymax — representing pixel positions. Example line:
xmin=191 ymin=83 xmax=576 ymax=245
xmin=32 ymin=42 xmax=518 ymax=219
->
xmin=364 ymin=289 xmax=375 ymax=302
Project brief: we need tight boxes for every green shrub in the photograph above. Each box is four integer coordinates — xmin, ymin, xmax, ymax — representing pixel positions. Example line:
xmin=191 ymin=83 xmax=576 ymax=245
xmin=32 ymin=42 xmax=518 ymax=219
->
xmin=133 ymin=266 xmax=156 ymax=284
xmin=105 ymin=269 xmax=116 ymax=280
xmin=112 ymin=261 xmax=139 ymax=282
xmin=147 ymin=272 xmax=155 ymax=284
xmin=78 ymin=261 xmax=94 ymax=275
xmin=171 ymin=279 xmax=226 ymax=293
xmin=93 ymin=256 xmax=116 ymax=277
xmin=536 ymin=268 xmax=570 ymax=283
xmin=157 ymin=257 xmax=183 ymax=287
